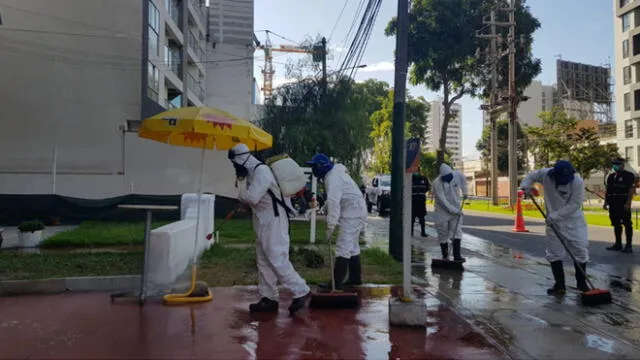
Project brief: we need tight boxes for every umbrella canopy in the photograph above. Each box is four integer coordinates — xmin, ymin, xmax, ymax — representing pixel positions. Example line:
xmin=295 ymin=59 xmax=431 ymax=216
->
xmin=138 ymin=106 xmax=272 ymax=151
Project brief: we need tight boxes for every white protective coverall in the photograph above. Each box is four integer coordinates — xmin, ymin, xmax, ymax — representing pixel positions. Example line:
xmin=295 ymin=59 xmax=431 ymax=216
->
xmin=232 ymin=146 xmax=310 ymax=301
xmin=324 ymin=164 xmax=368 ymax=258
xmin=432 ymin=164 xmax=468 ymax=244
xmin=520 ymin=168 xmax=589 ymax=263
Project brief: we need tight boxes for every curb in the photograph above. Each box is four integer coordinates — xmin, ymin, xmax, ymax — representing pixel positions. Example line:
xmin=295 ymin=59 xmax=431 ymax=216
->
xmin=0 ymin=275 xmax=141 ymax=296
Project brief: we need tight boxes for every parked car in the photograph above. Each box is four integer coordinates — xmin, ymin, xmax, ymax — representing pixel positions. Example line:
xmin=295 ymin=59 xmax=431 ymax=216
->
xmin=366 ymin=174 xmax=391 ymax=214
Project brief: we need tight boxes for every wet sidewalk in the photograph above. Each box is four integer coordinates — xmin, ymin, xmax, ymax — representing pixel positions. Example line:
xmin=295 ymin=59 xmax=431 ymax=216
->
xmin=0 ymin=286 xmax=507 ymax=360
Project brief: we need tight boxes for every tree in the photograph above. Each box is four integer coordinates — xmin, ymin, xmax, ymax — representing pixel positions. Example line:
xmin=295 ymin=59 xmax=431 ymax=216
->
xmin=386 ymin=0 xmax=541 ymax=166
xmin=368 ymin=90 xmax=430 ymax=174
xmin=476 ymin=119 xmax=527 ymax=175
xmin=420 ymin=151 xmax=451 ymax=181
xmin=526 ymin=108 xmax=620 ymax=182
xmin=257 ymin=74 xmax=389 ymax=183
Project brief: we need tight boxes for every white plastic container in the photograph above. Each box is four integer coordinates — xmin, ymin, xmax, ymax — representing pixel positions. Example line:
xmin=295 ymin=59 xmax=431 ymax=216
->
xmin=267 ymin=155 xmax=308 ymax=197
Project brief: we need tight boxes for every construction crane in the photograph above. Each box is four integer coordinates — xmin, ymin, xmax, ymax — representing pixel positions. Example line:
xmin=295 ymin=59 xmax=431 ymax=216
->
xmin=253 ymin=31 xmax=318 ymax=99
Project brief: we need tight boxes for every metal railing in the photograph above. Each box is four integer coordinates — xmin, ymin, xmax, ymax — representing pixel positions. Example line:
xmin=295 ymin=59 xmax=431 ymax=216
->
xmin=187 ymin=72 xmax=205 ymax=101
xmin=188 ymin=30 xmax=204 ymax=60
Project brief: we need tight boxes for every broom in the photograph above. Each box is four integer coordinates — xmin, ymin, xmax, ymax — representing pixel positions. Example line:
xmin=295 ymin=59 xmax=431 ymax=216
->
xmin=530 ymin=196 xmax=612 ymax=306
xmin=308 ymin=229 xmax=360 ymax=309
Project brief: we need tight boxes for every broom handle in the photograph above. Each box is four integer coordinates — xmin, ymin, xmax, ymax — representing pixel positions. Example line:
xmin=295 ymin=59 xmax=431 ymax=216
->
xmin=328 ymin=230 xmax=336 ymax=292
xmin=530 ymin=196 xmax=595 ymax=290
xmin=451 ymin=200 xmax=465 ymax=242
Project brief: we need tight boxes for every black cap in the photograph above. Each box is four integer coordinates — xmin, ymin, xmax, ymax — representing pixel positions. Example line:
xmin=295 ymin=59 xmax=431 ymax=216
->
xmin=612 ymin=157 xmax=625 ymax=165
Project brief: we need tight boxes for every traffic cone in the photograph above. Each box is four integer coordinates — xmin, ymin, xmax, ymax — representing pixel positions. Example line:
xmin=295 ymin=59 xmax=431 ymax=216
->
xmin=513 ymin=190 xmax=529 ymax=232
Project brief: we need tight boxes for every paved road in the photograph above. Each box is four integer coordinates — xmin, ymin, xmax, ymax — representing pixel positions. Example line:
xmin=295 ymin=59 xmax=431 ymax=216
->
xmin=440 ymin=209 xmax=640 ymax=267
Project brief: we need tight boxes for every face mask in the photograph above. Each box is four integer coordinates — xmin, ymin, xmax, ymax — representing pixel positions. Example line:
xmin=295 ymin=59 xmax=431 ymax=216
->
xmin=442 ymin=173 xmax=454 ymax=183
xmin=233 ymin=162 xmax=248 ymax=179
xmin=613 ymin=165 xmax=622 ymax=172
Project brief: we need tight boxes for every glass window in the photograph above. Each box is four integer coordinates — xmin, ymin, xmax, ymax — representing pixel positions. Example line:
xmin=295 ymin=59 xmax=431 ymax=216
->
xmin=621 ymin=0 xmax=631 ymax=8
xmin=626 ymin=120 xmax=634 ymax=138
xmin=637 ymin=145 xmax=640 ymax=166
xmin=624 ymin=39 xmax=630 ymax=58
xmin=624 ymin=66 xmax=632 ymax=85
xmin=626 ymin=92 xmax=631 ymax=111
xmin=626 ymin=146 xmax=634 ymax=163
xmin=623 ymin=12 xmax=631 ymax=32
xmin=148 ymin=61 xmax=159 ymax=101
xmin=148 ymin=1 xmax=159 ymax=57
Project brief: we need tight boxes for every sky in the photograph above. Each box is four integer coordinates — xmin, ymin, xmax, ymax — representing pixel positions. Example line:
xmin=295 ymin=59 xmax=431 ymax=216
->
xmin=253 ymin=0 xmax=614 ymax=158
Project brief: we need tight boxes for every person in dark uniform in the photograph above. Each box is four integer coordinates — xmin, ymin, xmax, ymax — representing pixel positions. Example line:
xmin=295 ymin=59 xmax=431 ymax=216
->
xmin=412 ymin=172 xmax=430 ymax=237
xmin=604 ymin=158 xmax=638 ymax=253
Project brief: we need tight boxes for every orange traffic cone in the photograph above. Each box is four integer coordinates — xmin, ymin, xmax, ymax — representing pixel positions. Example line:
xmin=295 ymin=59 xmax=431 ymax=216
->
xmin=513 ymin=190 xmax=529 ymax=232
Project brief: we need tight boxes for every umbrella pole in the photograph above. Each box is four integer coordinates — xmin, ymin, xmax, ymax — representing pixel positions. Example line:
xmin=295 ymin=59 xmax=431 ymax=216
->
xmin=191 ymin=143 xmax=206 ymax=265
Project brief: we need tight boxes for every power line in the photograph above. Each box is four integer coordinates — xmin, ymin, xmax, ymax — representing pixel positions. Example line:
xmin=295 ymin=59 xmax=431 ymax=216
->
xmin=0 ymin=27 xmax=139 ymax=40
xmin=329 ymin=0 xmax=349 ymax=40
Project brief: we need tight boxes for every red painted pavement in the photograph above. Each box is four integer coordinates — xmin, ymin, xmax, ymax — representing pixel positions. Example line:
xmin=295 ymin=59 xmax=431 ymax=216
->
xmin=0 ymin=286 xmax=507 ymax=359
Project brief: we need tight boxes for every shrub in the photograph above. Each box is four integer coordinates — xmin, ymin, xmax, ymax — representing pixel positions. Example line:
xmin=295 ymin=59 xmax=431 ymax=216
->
xmin=18 ymin=220 xmax=45 ymax=233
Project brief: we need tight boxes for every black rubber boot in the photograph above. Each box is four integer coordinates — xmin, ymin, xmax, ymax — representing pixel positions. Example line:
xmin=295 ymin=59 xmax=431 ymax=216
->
xmin=440 ymin=243 xmax=449 ymax=260
xmin=623 ymin=228 xmax=633 ymax=253
xmin=574 ymin=262 xmax=589 ymax=292
xmin=343 ymin=255 xmax=362 ymax=287
xmin=547 ymin=261 xmax=566 ymax=296
xmin=452 ymin=238 xmax=466 ymax=263
xmin=288 ymin=292 xmax=310 ymax=315
xmin=319 ymin=257 xmax=350 ymax=291
xmin=419 ymin=217 xmax=427 ymax=237
xmin=608 ymin=226 xmax=623 ymax=251
xmin=249 ymin=297 xmax=279 ymax=313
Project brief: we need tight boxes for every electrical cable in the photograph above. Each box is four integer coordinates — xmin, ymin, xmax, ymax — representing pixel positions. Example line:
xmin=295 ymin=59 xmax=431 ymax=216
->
xmin=329 ymin=0 xmax=349 ymax=41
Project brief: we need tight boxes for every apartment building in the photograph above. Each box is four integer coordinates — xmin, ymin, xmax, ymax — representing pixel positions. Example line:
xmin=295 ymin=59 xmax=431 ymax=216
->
xmin=482 ymin=80 xmax=555 ymax=128
xmin=0 ymin=0 xmax=253 ymax=199
xmin=615 ymin=0 xmax=640 ymax=169
xmin=424 ymin=101 xmax=463 ymax=167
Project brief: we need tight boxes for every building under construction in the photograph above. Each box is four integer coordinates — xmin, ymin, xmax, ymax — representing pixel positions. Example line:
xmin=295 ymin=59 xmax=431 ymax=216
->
xmin=555 ymin=59 xmax=613 ymax=123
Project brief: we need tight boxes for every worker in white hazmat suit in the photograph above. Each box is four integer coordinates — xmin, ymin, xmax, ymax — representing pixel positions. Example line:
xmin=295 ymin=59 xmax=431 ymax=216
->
xmin=228 ymin=143 xmax=310 ymax=314
xmin=306 ymin=153 xmax=367 ymax=289
xmin=520 ymin=160 xmax=589 ymax=295
xmin=432 ymin=164 xmax=468 ymax=262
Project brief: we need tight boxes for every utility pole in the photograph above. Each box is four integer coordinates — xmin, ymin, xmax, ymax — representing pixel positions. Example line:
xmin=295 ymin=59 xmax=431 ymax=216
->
xmin=507 ymin=0 xmax=518 ymax=207
xmin=321 ymin=37 xmax=327 ymax=93
xmin=389 ymin=0 xmax=409 ymax=262
xmin=477 ymin=7 xmax=505 ymax=206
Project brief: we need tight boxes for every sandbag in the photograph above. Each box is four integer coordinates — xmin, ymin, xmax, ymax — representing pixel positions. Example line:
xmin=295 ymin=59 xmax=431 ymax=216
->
xmin=266 ymin=154 xmax=308 ymax=196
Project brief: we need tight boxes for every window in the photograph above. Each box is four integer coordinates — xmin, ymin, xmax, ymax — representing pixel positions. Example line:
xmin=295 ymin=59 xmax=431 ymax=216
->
xmin=624 ymin=39 xmax=630 ymax=58
xmin=621 ymin=0 xmax=631 ymax=8
xmin=148 ymin=1 xmax=159 ymax=57
xmin=623 ymin=12 xmax=631 ymax=32
xmin=637 ymin=146 xmax=640 ymax=167
xmin=147 ymin=61 xmax=159 ymax=102
xmin=625 ymin=92 xmax=631 ymax=111
xmin=626 ymin=146 xmax=634 ymax=164
xmin=626 ymin=120 xmax=634 ymax=138
xmin=625 ymin=66 xmax=632 ymax=85
xmin=635 ymin=89 xmax=640 ymax=110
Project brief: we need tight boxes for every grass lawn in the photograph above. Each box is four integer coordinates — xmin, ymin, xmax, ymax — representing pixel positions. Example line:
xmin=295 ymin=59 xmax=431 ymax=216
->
xmin=0 ymin=246 xmax=401 ymax=285
xmin=42 ymin=218 xmax=330 ymax=248
xmin=461 ymin=200 xmax=612 ymax=227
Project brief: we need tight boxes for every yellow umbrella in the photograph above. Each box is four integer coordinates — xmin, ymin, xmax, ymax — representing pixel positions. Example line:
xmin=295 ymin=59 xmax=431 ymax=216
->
xmin=138 ymin=107 xmax=273 ymax=305
xmin=139 ymin=106 xmax=272 ymax=150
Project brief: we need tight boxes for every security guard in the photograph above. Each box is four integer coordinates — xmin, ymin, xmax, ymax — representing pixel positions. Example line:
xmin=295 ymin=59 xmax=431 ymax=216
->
xmin=412 ymin=171 xmax=430 ymax=237
xmin=604 ymin=158 xmax=637 ymax=253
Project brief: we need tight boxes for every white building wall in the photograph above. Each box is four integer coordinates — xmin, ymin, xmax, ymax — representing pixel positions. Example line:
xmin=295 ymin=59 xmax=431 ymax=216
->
xmin=614 ymin=0 xmax=640 ymax=169
xmin=0 ymin=0 xmax=243 ymax=199
xmin=482 ymin=80 xmax=554 ymax=129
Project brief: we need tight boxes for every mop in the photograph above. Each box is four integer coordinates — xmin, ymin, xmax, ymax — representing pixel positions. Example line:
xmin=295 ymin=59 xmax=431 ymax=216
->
xmin=308 ymin=230 xmax=360 ymax=309
xmin=530 ymin=196 xmax=612 ymax=306
xmin=431 ymin=201 xmax=465 ymax=271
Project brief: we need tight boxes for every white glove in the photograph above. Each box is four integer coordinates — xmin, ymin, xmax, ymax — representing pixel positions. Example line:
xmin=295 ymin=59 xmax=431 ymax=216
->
xmin=326 ymin=226 xmax=336 ymax=241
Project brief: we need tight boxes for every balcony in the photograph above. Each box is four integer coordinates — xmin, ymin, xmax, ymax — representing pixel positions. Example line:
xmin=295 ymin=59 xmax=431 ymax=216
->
xmin=164 ymin=45 xmax=182 ymax=79
xmin=188 ymin=72 xmax=205 ymax=101
xmin=188 ymin=30 xmax=204 ymax=60
xmin=166 ymin=0 xmax=181 ymax=27
xmin=189 ymin=0 xmax=207 ymax=25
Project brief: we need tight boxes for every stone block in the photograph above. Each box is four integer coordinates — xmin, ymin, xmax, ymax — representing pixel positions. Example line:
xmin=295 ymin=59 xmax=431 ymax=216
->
xmin=0 ymin=279 xmax=66 ymax=296
xmin=389 ymin=297 xmax=428 ymax=327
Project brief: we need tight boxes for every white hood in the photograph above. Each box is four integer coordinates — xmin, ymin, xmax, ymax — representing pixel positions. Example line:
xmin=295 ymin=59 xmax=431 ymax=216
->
xmin=230 ymin=143 xmax=262 ymax=177
xmin=439 ymin=164 xmax=453 ymax=177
